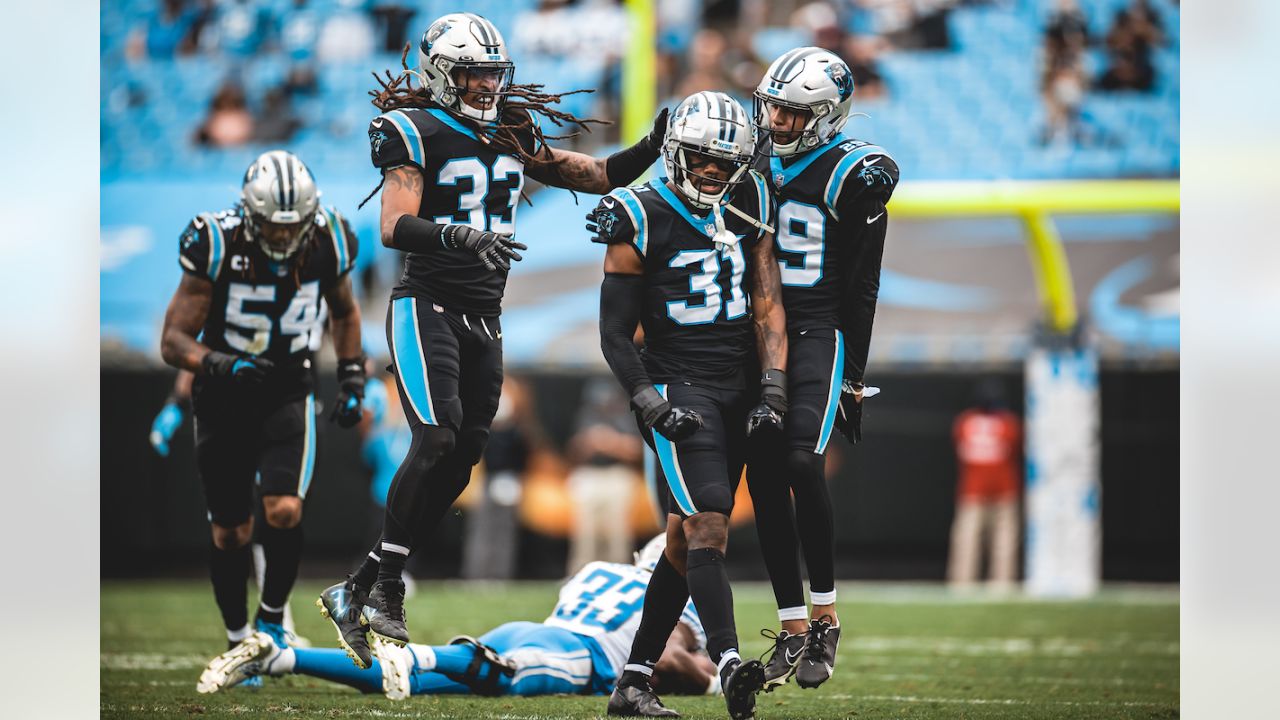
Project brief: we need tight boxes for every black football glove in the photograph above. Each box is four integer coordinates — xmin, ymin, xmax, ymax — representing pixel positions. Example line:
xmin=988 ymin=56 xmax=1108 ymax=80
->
xmin=747 ymin=369 xmax=788 ymax=436
xmin=441 ymin=224 xmax=528 ymax=272
xmin=833 ymin=380 xmax=870 ymax=444
xmin=633 ymin=385 xmax=704 ymax=443
xmin=640 ymin=107 xmax=669 ymax=156
xmin=330 ymin=357 xmax=366 ymax=428
xmin=203 ymin=351 xmax=274 ymax=385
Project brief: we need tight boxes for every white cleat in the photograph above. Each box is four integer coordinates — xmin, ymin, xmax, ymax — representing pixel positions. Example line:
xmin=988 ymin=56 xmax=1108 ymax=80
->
xmin=376 ymin=638 xmax=414 ymax=700
xmin=196 ymin=632 xmax=274 ymax=694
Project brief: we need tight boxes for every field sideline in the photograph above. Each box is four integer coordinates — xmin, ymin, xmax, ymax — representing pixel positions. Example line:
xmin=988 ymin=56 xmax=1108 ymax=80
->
xmin=102 ymin=580 xmax=1178 ymax=719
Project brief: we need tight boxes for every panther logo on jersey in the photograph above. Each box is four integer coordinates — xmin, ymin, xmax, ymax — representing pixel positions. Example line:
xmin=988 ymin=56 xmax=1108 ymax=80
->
xmin=859 ymin=164 xmax=894 ymax=190
xmin=825 ymin=61 xmax=854 ymax=101
xmin=369 ymin=130 xmax=389 ymax=156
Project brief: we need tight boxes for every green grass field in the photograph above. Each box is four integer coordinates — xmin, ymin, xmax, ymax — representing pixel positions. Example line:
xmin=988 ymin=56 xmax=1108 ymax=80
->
xmin=102 ymin=580 xmax=1178 ymax=719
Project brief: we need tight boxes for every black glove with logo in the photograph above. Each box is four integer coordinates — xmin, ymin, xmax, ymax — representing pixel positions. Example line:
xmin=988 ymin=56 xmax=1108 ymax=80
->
xmin=441 ymin=224 xmax=528 ymax=272
xmin=330 ymin=357 xmax=366 ymax=428
xmin=746 ymin=369 xmax=788 ymax=436
xmin=604 ymin=107 xmax=670 ymax=187
xmin=203 ymin=351 xmax=274 ymax=385
xmin=632 ymin=385 xmax=703 ymax=443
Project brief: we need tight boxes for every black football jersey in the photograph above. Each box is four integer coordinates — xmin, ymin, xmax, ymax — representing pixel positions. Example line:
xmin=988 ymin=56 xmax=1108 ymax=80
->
xmin=178 ymin=206 xmax=357 ymax=373
xmin=754 ymin=135 xmax=898 ymax=329
xmin=368 ymin=105 xmax=540 ymax=317
xmin=592 ymin=171 xmax=774 ymax=389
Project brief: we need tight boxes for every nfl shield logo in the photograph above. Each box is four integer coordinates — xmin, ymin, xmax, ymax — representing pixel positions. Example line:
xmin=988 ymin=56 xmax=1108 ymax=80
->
xmin=704 ymin=224 xmax=716 ymax=236
xmin=774 ymin=172 xmax=785 ymax=186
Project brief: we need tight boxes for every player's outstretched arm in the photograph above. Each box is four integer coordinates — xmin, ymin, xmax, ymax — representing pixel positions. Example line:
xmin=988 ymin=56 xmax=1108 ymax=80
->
xmin=528 ymin=108 xmax=669 ymax=193
xmin=149 ymin=369 xmax=193 ymax=457
xmin=746 ymin=232 xmax=789 ymax=436
xmin=323 ymin=275 xmax=366 ymax=428
xmin=653 ymin=623 xmax=718 ymax=696
xmin=381 ymin=165 xmax=526 ymax=271
xmin=599 ymin=243 xmax=702 ymax=442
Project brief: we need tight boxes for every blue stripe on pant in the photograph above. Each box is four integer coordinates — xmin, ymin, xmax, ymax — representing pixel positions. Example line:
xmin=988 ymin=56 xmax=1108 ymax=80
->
xmin=409 ymin=621 xmax=594 ymax=696
xmin=815 ymin=329 xmax=845 ymax=454
xmin=390 ymin=297 xmax=439 ymax=425
xmin=650 ymin=384 xmax=698 ymax=516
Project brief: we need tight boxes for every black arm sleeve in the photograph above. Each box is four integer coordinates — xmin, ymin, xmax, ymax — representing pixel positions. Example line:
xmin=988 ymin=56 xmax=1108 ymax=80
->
xmin=599 ymin=273 xmax=652 ymax=397
xmin=389 ymin=214 xmax=450 ymax=254
xmin=838 ymin=199 xmax=888 ymax=382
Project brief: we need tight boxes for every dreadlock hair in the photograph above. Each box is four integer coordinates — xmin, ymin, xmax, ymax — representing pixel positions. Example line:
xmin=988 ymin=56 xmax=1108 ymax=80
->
xmin=358 ymin=44 xmax=611 ymax=209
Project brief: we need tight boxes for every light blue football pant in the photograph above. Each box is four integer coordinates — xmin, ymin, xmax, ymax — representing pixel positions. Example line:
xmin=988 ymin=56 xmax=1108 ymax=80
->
xmin=291 ymin=621 xmax=597 ymax=696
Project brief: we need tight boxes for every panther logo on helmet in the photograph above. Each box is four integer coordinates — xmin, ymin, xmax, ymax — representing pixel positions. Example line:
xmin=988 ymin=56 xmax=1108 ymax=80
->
xmin=825 ymin=61 xmax=854 ymax=101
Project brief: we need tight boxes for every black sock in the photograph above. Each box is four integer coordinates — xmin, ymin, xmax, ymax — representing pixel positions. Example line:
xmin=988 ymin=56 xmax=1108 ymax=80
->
xmin=209 ymin=541 xmax=251 ymax=634
xmin=746 ymin=450 xmax=806 ymax=613
xmin=375 ymin=540 xmax=408 ymax=585
xmin=256 ymin=522 xmax=303 ymax=625
xmin=622 ymin=553 xmax=689 ymax=676
xmin=789 ymin=449 xmax=835 ymax=595
xmin=352 ymin=546 xmax=381 ymax=591
xmin=686 ymin=546 xmax=738 ymax=665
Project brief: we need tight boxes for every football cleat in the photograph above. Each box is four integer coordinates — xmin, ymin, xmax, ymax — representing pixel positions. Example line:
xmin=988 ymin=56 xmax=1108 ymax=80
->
xmin=607 ymin=680 xmax=681 ymax=717
xmin=794 ymin=617 xmax=841 ymax=689
xmin=362 ymin=578 xmax=410 ymax=646
xmin=760 ymin=629 xmax=808 ymax=690
xmin=197 ymin=632 xmax=273 ymax=693
xmin=254 ymin=618 xmax=289 ymax=648
xmin=722 ymin=658 xmax=765 ymax=720
xmin=317 ymin=577 xmax=373 ymax=669
xmin=376 ymin=639 xmax=414 ymax=701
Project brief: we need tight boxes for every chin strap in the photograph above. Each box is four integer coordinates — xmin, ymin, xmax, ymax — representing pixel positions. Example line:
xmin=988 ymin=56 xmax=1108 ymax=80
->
xmin=723 ymin=202 xmax=775 ymax=236
xmin=710 ymin=203 xmax=739 ymax=254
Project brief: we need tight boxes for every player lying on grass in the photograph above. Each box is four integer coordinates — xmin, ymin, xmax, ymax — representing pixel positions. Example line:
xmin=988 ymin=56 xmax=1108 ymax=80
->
xmin=198 ymin=536 xmax=719 ymax=699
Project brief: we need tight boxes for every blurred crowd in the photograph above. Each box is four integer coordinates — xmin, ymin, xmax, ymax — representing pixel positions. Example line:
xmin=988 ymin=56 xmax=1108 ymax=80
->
xmin=1040 ymin=0 xmax=1168 ymax=145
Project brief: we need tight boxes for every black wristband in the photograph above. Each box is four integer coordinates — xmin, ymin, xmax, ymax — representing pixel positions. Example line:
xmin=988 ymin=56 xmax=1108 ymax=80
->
xmin=605 ymin=139 xmax=660 ymax=188
xmin=337 ymin=357 xmax=366 ymax=381
xmin=391 ymin=214 xmax=447 ymax=253
xmin=760 ymin=368 xmax=788 ymax=412
xmin=631 ymin=386 xmax=671 ymax=429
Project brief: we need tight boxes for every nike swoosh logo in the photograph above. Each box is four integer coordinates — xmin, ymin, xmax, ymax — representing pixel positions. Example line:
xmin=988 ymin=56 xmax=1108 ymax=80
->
xmin=602 ymin=198 xmax=616 ymax=208
xmin=861 ymin=155 xmax=880 ymax=167
xmin=192 ymin=217 xmax=205 ymax=229
xmin=785 ymin=648 xmax=804 ymax=664
xmin=866 ymin=213 xmax=884 ymax=224
xmin=371 ymin=118 xmax=384 ymax=127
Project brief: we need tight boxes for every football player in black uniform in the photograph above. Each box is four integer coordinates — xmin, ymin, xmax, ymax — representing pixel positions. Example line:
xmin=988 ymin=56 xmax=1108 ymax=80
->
xmin=590 ymin=91 xmax=788 ymax=720
xmin=318 ymin=12 xmax=672 ymax=668
xmin=160 ymin=150 xmax=365 ymax=656
xmin=745 ymin=48 xmax=899 ymax=691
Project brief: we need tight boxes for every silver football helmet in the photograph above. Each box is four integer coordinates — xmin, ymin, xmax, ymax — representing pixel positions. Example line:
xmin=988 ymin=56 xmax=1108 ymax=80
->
xmin=633 ymin=534 xmax=668 ymax=573
xmin=662 ymin=91 xmax=756 ymax=209
xmin=416 ymin=13 xmax=514 ymax=124
xmin=240 ymin=150 xmax=320 ymax=261
xmin=753 ymin=47 xmax=855 ymax=156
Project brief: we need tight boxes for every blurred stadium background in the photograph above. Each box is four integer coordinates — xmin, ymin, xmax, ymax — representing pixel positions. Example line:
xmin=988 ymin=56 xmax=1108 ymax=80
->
xmin=101 ymin=0 xmax=1178 ymax=588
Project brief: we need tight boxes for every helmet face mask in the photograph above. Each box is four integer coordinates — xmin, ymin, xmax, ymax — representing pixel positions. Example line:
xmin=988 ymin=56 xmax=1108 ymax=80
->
xmin=417 ymin=13 xmax=514 ymax=124
xmin=240 ymin=150 xmax=319 ymax=262
xmin=753 ymin=48 xmax=854 ymax=157
xmin=662 ymin=92 xmax=756 ymax=210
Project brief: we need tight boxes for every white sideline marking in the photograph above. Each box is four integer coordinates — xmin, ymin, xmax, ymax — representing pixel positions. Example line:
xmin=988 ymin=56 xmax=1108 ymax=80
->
xmin=100 ymin=653 xmax=209 ymax=670
xmin=848 ymin=636 xmax=1179 ymax=656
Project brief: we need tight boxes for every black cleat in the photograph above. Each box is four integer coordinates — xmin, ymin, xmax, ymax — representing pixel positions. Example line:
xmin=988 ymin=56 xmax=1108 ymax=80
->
xmin=607 ymin=681 xmax=681 ymax=717
xmin=316 ymin=577 xmax=373 ymax=669
xmin=362 ymin=579 xmax=410 ymax=646
xmin=722 ymin=658 xmax=766 ymax=720
xmin=761 ymin=629 xmax=808 ymax=690
xmin=441 ymin=635 xmax=516 ymax=696
xmin=794 ymin=617 xmax=841 ymax=689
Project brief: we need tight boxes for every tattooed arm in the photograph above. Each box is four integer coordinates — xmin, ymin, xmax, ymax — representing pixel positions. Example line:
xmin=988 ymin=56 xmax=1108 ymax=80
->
xmin=751 ymin=232 xmax=787 ymax=373
xmin=526 ymin=147 xmax=613 ymax=193
xmin=379 ymin=165 xmax=424 ymax=249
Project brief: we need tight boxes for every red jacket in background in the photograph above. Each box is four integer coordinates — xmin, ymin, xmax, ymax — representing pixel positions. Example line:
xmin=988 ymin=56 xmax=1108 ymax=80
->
xmin=953 ymin=409 xmax=1022 ymax=500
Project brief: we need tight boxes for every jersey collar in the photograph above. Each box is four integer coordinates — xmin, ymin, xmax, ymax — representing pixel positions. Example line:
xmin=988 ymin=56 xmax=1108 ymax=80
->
xmin=769 ymin=132 xmax=849 ymax=188
xmin=427 ymin=107 xmax=482 ymax=143
xmin=649 ymin=179 xmax=722 ymax=240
